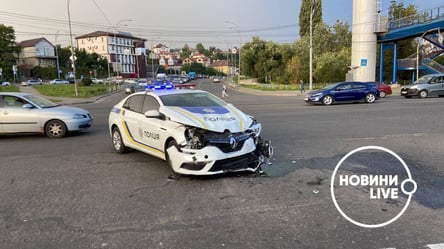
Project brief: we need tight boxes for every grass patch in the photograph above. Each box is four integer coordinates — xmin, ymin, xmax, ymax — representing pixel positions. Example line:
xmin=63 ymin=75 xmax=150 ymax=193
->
xmin=0 ymin=85 xmax=19 ymax=92
xmin=33 ymin=84 xmax=110 ymax=98
xmin=240 ymin=83 xmax=327 ymax=91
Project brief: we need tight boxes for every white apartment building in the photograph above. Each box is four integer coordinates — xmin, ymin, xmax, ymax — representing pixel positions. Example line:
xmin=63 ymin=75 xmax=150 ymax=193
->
xmin=76 ymin=31 xmax=146 ymax=77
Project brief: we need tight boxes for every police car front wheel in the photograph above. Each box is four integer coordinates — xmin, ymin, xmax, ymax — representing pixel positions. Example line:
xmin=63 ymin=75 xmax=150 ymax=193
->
xmin=112 ymin=127 xmax=127 ymax=154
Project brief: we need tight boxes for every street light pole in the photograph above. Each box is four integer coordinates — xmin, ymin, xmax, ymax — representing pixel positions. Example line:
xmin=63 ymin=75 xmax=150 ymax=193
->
xmin=55 ymin=31 xmax=61 ymax=79
xmin=67 ymin=0 xmax=78 ymax=96
xmin=226 ymin=21 xmax=241 ymax=86
xmin=112 ymin=19 xmax=131 ymax=78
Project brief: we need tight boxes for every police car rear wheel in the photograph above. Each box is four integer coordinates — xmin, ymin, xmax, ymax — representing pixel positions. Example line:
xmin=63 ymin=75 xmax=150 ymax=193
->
xmin=112 ymin=127 xmax=127 ymax=154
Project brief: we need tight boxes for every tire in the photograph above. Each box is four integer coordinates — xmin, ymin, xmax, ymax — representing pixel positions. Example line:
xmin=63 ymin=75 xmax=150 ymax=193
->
xmin=322 ymin=95 xmax=334 ymax=105
xmin=379 ymin=91 xmax=386 ymax=98
xmin=419 ymin=90 xmax=428 ymax=98
xmin=45 ymin=120 xmax=67 ymax=138
xmin=365 ymin=93 xmax=376 ymax=103
xmin=112 ymin=127 xmax=127 ymax=154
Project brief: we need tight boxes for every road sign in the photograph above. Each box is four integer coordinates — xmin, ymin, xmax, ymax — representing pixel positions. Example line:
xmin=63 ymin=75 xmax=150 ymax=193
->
xmin=360 ymin=59 xmax=368 ymax=67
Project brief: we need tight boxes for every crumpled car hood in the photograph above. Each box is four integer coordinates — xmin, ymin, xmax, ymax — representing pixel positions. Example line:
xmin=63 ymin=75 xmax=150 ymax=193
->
xmin=160 ymin=105 xmax=253 ymax=133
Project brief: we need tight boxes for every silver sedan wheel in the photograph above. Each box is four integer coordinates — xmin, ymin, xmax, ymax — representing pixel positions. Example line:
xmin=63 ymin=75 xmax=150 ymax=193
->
xmin=45 ymin=120 xmax=66 ymax=138
xmin=419 ymin=90 xmax=428 ymax=98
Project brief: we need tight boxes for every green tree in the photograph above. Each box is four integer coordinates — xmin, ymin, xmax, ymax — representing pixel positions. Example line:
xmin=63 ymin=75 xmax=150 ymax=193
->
xmin=286 ymin=55 xmax=302 ymax=85
xmin=180 ymin=44 xmax=191 ymax=59
xmin=314 ymin=48 xmax=351 ymax=83
xmin=0 ymin=24 xmax=22 ymax=81
xmin=181 ymin=62 xmax=206 ymax=75
xmin=196 ymin=43 xmax=205 ymax=54
xmin=332 ymin=20 xmax=352 ymax=52
xmin=299 ymin=0 xmax=322 ymax=37
xmin=388 ymin=2 xmax=417 ymax=21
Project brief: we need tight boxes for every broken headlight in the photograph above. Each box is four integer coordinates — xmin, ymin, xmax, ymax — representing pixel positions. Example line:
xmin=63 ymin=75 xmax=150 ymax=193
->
xmin=184 ymin=127 xmax=208 ymax=149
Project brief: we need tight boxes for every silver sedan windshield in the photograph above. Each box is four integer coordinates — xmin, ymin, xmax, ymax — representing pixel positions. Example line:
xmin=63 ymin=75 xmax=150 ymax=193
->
xmin=23 ymin=94 xmax=59 ymax=108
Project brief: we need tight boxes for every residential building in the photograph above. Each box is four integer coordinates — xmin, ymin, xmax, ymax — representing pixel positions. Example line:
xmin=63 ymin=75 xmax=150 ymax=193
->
xmin=210 ymin=60 xmax=230 ymax=75
xmin=17 ymin=37 xmax=57 ymax=77
xmin=75 ymin=31 xmax=147 ymax=78
xmin=151 ymin=43 xmax=169 ymax=55
xmin=182 ymin=53 xmax=211 ymax=67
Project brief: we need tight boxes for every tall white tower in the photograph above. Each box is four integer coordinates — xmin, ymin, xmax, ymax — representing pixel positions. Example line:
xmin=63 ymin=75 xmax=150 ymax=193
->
xmin=351 ymin=0 xmax=378 ymax=81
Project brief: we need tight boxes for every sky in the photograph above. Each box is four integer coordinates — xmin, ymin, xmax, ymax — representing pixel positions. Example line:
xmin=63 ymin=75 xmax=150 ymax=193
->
xmin=0 ymin=0 xmax=442 ymax=50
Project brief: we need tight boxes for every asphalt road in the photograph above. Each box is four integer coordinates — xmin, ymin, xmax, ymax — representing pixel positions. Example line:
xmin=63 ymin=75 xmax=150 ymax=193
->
xmin=1 ymin=80 xmax=443 ymax=249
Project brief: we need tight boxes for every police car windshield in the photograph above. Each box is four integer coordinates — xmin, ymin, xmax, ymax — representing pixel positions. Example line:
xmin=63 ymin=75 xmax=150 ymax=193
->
xmin=160 ymin=92 xmax=225 ymax=107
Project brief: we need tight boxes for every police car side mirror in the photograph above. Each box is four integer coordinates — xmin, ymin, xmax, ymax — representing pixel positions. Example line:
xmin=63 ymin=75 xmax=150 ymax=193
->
xmin=145 ymin=110 xmax=161 ymax=118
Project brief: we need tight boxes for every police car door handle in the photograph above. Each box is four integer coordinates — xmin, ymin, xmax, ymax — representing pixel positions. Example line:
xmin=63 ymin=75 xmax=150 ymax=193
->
xmin=160 ymin=128 xmax=167 ymax=131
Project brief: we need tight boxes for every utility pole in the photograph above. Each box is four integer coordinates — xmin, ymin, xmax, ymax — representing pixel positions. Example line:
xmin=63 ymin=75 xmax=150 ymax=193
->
xmin=309 ymin=0 xmax=313 ymax=91
xmin=67 ymin=0 xmax=78 ymax=96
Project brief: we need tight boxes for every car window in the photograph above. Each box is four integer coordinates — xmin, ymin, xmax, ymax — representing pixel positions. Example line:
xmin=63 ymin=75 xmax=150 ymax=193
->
xmin=142 ymin=95 xmax=160 ymax=113
xmin=1 ymin=95 xmax=28 ymax=108
xmin=123 ymin=95 xmax=145 ymax=113
xmin=415 ymin=75 xmax=434 ymax=84
xmin=352 ymin=83 xmax=366 ymax=89
xmin=432 ymin=76 xmax=443 ymax=84
xmin=336 ymin=83 xmax=352 ymax=91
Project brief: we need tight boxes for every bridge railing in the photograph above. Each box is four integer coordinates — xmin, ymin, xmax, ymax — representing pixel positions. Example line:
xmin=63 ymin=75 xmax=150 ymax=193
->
xmin=388 ymin=6 xmax=444 ymax=31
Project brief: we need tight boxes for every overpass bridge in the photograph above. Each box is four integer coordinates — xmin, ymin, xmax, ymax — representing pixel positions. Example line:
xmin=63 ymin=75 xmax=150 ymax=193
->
xmin=377 ymin=5 xmax=444 ymax=83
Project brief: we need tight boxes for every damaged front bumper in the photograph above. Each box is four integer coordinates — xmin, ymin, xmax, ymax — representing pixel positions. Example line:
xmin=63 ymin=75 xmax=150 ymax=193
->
xmin=167 ymin=137 xmax=273 ymax=175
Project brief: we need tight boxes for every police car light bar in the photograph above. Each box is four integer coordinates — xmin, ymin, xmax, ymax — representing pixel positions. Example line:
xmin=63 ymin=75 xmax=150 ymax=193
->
xmin=146 ymin=83 xmax=175 ymax=90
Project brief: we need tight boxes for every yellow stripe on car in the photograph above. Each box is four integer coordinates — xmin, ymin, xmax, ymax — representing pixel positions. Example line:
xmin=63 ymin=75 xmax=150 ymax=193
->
xmin=121 ymin=120 xmax=164 ymax=155
xmin=225 ymin=105 xmax=243 ymax=130
xmin=172 ymin=107 xmax=209 ymax=129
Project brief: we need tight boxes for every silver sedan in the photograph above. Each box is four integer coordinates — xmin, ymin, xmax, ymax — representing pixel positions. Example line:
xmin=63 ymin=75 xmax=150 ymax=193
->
xmin=0 ymin=92 xmax=93 ymax=138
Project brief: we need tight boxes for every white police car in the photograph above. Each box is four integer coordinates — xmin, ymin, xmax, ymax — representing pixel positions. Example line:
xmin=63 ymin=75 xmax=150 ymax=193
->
xmin=108 ymin=84 xmax=272 ymax=175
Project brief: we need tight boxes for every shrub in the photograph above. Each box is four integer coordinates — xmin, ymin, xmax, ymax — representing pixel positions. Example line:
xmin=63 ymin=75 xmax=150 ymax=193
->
xmin=80 ymin=77 xmax=92 ymax=86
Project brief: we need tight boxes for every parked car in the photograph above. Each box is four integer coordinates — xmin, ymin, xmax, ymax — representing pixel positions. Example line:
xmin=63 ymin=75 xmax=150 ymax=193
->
xmin=124 ymin=83 xmax=145 ymax=94
xmin=400 ymin=74 xmax=444 ymax=98
xmin=91 ymin=78 xmax=103 ymax=84
xmin=376 ymin=82 xmax=392 ymax=98
xmin=50 ymin=79 xmax=70 ymax=85
xmin=0 ymin=92 xmax=93 ymax=138
xmin=1 ymin=81 xmax=11 ymax=86
xmin=108 ymin=85 xmax=273 ymax=175
xmin=305 ymin=81 xmax=379 ymax=105
xmin=21 ymin=79 xmax=42 ymax=86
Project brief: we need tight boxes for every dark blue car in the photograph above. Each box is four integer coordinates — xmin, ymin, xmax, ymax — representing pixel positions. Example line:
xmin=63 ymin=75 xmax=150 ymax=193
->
xmin=305 ymin=82 xmax=379 ymax=105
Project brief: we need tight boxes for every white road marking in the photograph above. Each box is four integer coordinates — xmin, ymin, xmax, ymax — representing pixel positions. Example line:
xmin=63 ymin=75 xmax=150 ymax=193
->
xmin=426 ymin=243 xmax=444 ymax=249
